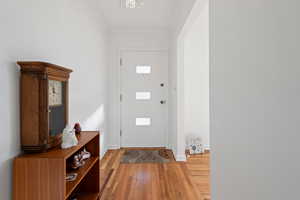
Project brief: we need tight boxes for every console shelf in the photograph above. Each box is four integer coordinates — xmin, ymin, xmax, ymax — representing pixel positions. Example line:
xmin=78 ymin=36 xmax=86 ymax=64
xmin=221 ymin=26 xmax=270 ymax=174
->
xmin=76 ymin=193 xmax=100 ymax=200
xmin=13 ymin=131 xmax=100 ymax=200
xmin=66 ymin=156 xmax=99 ymax=198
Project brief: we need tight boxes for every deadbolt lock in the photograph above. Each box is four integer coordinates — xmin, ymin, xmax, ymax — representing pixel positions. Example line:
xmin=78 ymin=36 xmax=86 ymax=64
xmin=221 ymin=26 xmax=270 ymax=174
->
xmin=160 ymin=100 xmax=166 ymax=104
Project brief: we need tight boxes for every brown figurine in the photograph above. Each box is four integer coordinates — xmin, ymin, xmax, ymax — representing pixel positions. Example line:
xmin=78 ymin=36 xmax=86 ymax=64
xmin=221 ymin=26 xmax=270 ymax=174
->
xmin=74 ymin=123 xmax=82 ymax=139
xmin=71 ymin=155 xmax=85 ymax=170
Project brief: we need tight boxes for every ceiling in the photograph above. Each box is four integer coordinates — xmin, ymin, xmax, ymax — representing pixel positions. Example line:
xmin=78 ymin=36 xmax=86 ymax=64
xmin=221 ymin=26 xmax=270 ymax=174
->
xmin=99 ymin=0 xmax=177 ymax=30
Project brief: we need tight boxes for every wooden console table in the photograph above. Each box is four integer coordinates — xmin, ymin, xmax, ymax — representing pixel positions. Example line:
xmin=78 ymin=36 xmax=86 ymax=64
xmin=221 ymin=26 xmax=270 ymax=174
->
xmin=13 ymin=131 xmax=100 ymax=200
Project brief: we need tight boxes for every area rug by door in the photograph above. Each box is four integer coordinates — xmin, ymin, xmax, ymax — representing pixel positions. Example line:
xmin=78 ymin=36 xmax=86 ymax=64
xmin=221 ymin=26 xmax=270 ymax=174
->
xmin=121 ymin=149 xmax=172 ymax=163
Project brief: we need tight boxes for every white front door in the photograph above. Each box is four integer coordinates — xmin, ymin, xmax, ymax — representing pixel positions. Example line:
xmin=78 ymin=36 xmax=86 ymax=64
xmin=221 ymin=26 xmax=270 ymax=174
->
xmin=120 ymin=51 xmax=168 ymax=147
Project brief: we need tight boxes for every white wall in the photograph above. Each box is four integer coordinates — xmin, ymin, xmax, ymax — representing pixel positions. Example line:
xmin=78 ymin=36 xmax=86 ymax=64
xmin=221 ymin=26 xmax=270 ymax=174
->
xmin=108 ymin=30 xmax=170 ymax=149
xmin=172 ymin=0 xmax=197 ymax=35
xmin=211 ymin=0 xmax=300 ymax=199
xmin=168 ymin=0 xmax=199 ymax=160
xmin=184 ymin=2 xmax=209 ymax=150
xmin=0 ymin=1 xmax=109 ymax=199
xmin=170 ymin=0 xmax=209 ymax=161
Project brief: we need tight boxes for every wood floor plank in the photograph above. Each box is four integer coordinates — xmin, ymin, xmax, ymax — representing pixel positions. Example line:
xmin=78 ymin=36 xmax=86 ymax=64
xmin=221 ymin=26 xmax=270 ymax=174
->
xmin=100 ymin=149 xmax=210 ymax=200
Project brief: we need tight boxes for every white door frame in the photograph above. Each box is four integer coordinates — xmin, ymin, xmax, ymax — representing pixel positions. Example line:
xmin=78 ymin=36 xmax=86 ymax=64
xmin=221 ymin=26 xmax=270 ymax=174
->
xmin=117 ymin=48 xmax=169 ymax=148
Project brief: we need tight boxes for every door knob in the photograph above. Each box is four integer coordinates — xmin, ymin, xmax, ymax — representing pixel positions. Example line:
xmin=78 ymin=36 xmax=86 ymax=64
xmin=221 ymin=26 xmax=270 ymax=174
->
xmin=160 ymin=100 xmax=166 ymax=104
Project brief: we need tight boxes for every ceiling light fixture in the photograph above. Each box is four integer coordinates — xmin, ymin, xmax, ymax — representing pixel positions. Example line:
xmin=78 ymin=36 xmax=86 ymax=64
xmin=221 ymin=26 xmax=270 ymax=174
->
xmin=122 ymin=0 xmax=145 ymax=9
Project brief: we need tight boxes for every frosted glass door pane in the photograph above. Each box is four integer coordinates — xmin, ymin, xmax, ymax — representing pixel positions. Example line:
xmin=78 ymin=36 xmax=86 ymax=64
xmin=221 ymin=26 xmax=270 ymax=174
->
xmin=136 ymin=92 xmax=151 ymax=100
xmin=136 ymin=66 xmax=151 ymax=74
xmin=136 ymin=118 xmax=151 ymax=126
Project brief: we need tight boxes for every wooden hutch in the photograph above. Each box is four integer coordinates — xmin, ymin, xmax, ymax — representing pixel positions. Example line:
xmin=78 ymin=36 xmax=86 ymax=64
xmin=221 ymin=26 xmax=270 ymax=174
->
xmin=14 ymin=131 xmax=100 ymax=200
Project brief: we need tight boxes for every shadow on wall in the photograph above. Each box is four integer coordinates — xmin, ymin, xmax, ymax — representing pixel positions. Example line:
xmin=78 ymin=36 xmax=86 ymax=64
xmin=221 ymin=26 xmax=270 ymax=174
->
xmin=81 ymin=104 xmax=107 ymax=158
xmin=81 ymin=104 xmax=105 ymax=131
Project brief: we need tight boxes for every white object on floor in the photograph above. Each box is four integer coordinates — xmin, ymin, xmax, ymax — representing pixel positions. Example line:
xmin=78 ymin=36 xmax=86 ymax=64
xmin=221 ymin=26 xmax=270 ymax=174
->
xmin=186 ymin=135 xmax=204 ymax=154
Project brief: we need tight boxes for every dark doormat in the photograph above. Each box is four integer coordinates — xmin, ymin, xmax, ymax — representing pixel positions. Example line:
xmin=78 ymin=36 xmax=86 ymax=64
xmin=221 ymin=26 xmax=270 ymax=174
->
xmin=121 ymin=149 xmax=172 ymax=163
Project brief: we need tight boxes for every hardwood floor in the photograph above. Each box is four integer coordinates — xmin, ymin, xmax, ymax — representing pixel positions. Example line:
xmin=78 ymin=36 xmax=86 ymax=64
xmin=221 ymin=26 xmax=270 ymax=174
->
xmin=186 ymin=152 xmax=210 ymax=200
xmin=100 ymin=149 xmax=210 ymax=200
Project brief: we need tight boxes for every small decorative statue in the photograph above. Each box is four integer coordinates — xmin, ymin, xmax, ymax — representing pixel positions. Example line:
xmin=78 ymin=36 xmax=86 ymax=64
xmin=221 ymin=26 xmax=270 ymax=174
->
xmin=70 ymin=148 xmax=91 ymax=169
xmin=81 ymin=148 xmax=91 ymax=160
xmin=61 ymin=125 xmax=78 ymax=149
xmin=74 ymin=123 xmax=82 ymax=137
xmin=71 ymin=155 xmax=85 ymax=169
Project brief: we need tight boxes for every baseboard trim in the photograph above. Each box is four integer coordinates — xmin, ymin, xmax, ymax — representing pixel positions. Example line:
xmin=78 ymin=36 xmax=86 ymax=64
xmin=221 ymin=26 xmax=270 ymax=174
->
xmin=176 ymin=154 xmax=187 ymax=162
xmin=120 ymin=145 xmax=167 ymax=148
xmin=204 ymin=145 xmax=210 ymax=151
xmin=108 ymin=145 xmax=120 ymax=149
xmin=100 ymin=148 xmax=108 ymax=159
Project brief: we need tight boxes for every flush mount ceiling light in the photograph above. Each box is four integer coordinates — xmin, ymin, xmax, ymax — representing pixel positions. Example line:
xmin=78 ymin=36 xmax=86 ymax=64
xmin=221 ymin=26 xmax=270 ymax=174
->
xmin=121 ymin=0 xmax=145 ymax=9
